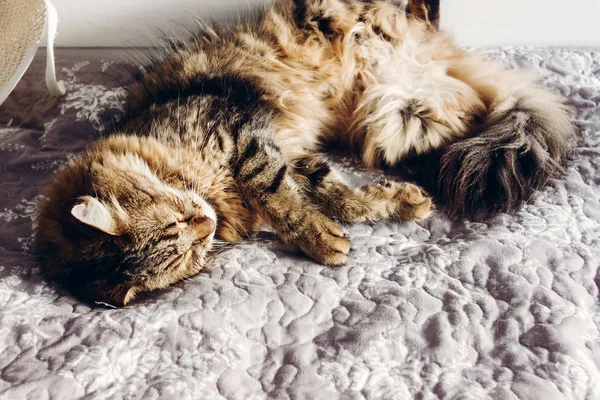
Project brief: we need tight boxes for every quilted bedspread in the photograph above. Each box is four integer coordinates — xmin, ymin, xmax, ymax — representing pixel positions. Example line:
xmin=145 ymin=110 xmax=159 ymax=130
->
xmin=0 ymin=47 xmax=599 ymax=400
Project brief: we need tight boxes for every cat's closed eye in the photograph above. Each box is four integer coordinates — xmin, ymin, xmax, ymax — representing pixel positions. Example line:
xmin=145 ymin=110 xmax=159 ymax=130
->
xmin=176 ymin=220 xmax=189 ymax=229
xmin=165 ymin=217 xmax=192 ymax=230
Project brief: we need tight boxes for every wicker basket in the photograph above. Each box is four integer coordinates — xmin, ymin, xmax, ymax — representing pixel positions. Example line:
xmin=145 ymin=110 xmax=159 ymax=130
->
xmin=0 ymin=0 xmax=65 ymax=106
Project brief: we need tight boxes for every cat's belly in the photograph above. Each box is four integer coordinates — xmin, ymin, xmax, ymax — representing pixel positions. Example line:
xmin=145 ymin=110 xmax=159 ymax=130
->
xmin=344 ymin=39 xmax=486 ymax=166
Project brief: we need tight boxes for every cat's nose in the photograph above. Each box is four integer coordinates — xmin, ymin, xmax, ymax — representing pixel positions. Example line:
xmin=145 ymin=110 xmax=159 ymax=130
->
xmin=192 ymin=216 xmax=216 ymax=241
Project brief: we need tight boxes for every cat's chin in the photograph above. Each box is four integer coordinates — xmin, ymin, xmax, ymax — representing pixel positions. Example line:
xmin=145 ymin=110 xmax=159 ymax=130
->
xmin=184 ymin=244 xmax=208 ymax=266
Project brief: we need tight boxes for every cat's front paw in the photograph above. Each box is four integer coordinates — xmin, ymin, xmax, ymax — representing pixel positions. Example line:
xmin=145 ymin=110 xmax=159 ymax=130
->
xmin=376 ymin=180 xmax=433 ymax=221
xmin=294 ymin=212 xmax=351 ymax=266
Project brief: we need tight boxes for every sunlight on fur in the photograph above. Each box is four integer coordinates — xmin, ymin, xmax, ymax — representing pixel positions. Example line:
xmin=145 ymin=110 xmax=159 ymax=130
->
xmin=36 ymin=0 xmax=573 ymax=306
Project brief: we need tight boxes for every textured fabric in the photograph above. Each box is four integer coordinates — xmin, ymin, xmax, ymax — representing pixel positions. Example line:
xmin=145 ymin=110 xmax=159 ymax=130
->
xmin=0 ymin=48 xmax=599 ymax=400
xmin=0 ymin=0 xmax=46 ymax=89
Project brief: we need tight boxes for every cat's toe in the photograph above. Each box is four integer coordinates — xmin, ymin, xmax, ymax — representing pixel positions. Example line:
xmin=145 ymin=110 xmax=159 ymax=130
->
xmin=322 ymin=216 xmax=345 ymax=238
xmin=314 ymin=233 xmax=350 ymax=266
xmin=394 ymin=182 xmax=433 ymax=221
xmin=319 ymin=223 xmax=351 ymax=265
xmin=321 ymin=248 xmax=349 ymax=266
xmin=294 ymin=213 xmax=351 ymax=266
xmin=403 ymin=183 xmax=428 ymax=204
xmin=412 ymin=197 xmax=433 ymax=220
xmin=330 ymin=235 xmax=351 ymax=254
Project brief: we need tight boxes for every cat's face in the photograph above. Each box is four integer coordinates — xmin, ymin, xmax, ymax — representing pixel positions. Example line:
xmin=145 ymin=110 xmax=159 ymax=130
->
xmin=38 ymin=151 xmax=217 ymax=306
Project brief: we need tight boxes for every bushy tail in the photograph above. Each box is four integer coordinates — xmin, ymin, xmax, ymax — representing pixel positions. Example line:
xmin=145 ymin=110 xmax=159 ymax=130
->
xmin=437 ymin=83 xmax=575 ymax=219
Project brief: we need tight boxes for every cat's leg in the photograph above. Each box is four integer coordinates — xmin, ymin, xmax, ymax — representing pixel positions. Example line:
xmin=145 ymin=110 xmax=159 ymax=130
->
xmin=349 ymin=50 xmax=574 ymax=218
xmin=292 ymin=155 xmax=432 ymax=223
xmin=233 ymin=133 xmax=351 ymax=265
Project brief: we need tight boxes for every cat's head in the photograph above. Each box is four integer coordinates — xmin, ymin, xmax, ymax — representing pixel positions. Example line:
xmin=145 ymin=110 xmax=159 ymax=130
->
xmin=36 ymin=137 xmax=217 ymax=307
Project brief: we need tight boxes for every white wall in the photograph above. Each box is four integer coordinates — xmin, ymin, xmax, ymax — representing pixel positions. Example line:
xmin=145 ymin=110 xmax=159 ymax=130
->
xmin=440 ymin=0 xmax=600 ymax=47
xmin=51 ymin=0 xmax=600 ymax=48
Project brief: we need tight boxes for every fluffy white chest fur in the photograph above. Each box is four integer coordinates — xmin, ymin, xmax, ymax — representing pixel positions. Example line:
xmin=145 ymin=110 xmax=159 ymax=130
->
xmin=351 ymin=24 xmax=485 ymax=165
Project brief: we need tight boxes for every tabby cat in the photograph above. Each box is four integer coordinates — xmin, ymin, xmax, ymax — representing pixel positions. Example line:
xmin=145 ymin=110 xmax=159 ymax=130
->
xmin=36 ymin=0 xmax=574 ymax=306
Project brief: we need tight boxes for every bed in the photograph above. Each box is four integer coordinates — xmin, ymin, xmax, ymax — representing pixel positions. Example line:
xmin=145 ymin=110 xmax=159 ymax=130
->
xmin=0 ymin=47 xmax=599 ymax=399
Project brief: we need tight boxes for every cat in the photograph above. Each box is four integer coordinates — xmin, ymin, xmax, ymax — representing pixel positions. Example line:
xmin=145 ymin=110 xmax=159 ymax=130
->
xmin=36 ymin=0 xmax=574 ymax=306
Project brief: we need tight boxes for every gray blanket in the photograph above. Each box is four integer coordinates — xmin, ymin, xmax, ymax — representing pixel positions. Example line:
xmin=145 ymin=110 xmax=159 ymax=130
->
xmin=0 ymin=48 xmax=599 ymax=400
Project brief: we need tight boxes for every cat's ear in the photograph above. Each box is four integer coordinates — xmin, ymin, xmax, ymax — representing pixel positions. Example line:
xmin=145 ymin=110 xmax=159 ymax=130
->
xmin=71 ymin=196 xmax=117 ymax=236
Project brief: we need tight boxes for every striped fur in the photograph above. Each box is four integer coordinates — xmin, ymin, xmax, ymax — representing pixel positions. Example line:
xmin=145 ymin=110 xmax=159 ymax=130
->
xmin=37 ymin=0 xmax=573 ymax=305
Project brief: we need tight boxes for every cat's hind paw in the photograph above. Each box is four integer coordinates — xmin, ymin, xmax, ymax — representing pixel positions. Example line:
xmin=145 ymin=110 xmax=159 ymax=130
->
xmin=374 ymin=180 xmax=433 ymax=221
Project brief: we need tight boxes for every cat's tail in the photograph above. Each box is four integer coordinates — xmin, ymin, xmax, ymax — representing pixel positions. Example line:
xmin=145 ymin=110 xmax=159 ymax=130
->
xmin=437 ymin=65 xmax=575 ymax=219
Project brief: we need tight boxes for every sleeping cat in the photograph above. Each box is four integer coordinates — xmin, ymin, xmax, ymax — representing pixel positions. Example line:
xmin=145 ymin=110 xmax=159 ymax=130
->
xmin=36 ymin=0 xmax=574 ymax=306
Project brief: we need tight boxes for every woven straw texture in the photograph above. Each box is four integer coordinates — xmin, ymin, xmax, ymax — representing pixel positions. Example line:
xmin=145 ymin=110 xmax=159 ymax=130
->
xmin=0 ymin=0 xmax=46 ymax=89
